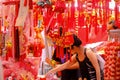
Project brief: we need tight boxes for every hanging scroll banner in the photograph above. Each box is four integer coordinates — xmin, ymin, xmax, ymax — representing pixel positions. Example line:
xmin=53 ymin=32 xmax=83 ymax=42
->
xmin=15 ymin=0 xmax=29 ymax=27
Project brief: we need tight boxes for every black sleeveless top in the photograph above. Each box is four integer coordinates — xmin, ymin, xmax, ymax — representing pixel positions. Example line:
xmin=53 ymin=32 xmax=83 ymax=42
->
xmin=76 ymin=48 xmax=97 ymax=80
xmin=52 ymin=48 xmax=79 ymax=80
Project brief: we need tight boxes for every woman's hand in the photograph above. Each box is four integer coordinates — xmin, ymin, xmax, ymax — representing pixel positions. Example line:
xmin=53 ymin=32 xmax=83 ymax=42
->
xmin=45 ymin=71 xmax=54 ymax=78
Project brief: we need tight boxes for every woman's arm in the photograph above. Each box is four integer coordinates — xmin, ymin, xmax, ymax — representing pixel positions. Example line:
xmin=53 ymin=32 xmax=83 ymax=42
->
xmin=45 ymin=54 xmax=77 ymax=76
xmin=66 ymin=62 xmax=79 ymax=69
xmin=87 ymin=49 xmax=101 ymax=80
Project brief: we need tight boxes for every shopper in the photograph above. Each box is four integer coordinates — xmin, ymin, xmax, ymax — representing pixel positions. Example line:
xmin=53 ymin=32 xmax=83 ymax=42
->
xmin=46 ymin=47 xmax=79 ymax=80
xmin=46 ymin=34 xmax=101 ymax=80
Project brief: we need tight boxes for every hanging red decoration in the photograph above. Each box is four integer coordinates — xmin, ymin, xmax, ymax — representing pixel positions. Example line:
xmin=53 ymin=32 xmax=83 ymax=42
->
xmin=56 ymin=46 xmax=59 ymax=58
xmin=24 ymin=0 xmax=27 ymax=6
xmin=86 ymin=0 xmax=93 ymax=14
xmin=63 ymin=33 xmax=74 ymax=47
xmin=59 ymin=46 xmax=64 ymax=58
xmin=54 ymin=0 xmax=66 ymax=13
xmin=29 ymin=0 xmax=33 ymax=9
xmin=104 ymin=42 xmax=120 ymax=80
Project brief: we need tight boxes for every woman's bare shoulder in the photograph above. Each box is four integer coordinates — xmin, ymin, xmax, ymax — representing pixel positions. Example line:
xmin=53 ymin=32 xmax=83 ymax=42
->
xmin=71 ymin=54 xmax=78 ymax=62
xmin=86 ymin=48 xmax=93 ymax=53
xmin=86 ymin=48 xmax=96 ymax=57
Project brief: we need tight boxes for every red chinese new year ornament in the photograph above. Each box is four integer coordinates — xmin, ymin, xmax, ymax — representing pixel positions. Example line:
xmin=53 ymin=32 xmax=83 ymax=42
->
xmin=54 ymin=0 xmax=66 ymax=13
xmin=63 ymin=34 xmax=74 ymax=47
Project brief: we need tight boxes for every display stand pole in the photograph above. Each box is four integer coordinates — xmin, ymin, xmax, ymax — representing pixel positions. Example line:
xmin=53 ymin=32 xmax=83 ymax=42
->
xmin=3 ymin=1 xmax=20 ymax=61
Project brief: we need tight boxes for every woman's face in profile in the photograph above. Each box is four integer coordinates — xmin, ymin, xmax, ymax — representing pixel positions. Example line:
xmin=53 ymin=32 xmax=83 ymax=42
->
xmin=70 ymin=46 xmax=78 ymax=55
xmin=67 ymin=47 xmax=75 ymax=55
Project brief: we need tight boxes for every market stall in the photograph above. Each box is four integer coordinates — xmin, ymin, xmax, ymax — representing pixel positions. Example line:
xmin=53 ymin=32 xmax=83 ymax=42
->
xmin=0 ymin=0 xmax=120 ymax=80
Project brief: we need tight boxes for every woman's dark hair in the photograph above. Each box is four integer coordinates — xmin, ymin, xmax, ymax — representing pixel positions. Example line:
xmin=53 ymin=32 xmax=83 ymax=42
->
xmin=113 ymin=25 xmax=118 ymax=29
xmin=108 ymin=20 xmax=115 ymax=24
xmin=109 ymin=20 xmax=118 ymax=29
xmin=71 ymin=34 xmax=82 ymax=48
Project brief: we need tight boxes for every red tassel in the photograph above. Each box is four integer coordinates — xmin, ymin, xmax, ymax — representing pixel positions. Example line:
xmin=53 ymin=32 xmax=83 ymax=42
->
xmin=34 ymin=11 xmax=38 ymax=27
xmin=56 ymin=46 xmax=59 ymax=58
xmin=60 ymin=47 xmax=64 ymax=58
xmin=34 ymin=43 xmax=41 ymax=57
xmin=29 ymin=0 xmax=33 ymax=9
xmin=24 ymin=0 xmax=27 ymax=6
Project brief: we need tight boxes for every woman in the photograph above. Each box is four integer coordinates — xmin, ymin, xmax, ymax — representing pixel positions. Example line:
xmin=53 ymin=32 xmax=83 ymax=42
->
xmin=46 ymin=47 xmax=79 ymax=80
xmin=46 ymin=34 xmax=101 ymax=80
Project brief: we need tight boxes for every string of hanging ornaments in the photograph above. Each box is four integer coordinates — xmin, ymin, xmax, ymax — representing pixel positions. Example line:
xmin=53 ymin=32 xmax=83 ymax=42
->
xmin=33 ymin=0 xmax=75 ymax=48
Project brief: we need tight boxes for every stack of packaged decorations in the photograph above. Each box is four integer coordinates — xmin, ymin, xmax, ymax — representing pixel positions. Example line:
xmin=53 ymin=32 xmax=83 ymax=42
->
xmin=104 ymin=29 xmax=120 ymax=80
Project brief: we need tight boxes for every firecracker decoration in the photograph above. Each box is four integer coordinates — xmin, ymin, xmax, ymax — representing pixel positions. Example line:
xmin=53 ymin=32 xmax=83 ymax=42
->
xmin=74 ymin=9 xmax=79 ymax=34
xmin=97 ymin=1 xmax=103 ymax=25
xmin=104 ymin=42 xmax=120 ymax=80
